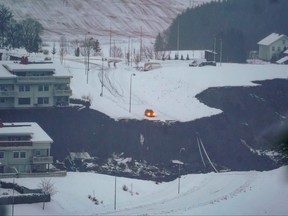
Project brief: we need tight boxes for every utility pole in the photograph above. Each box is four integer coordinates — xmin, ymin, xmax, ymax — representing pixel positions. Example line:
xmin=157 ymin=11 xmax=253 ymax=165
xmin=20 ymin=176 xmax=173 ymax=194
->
xmin=100 ymin=58 xmax=104 ymax=97
xmin=128 ymin=37 xmax=131 ymax=66
xmin=129 ymin=73 xmax=136 ymax=113
xmin=213 ymin=37 xmax=216 ymax=62
xmin=177 ymin=20 xmax=180 ymax=58
xmin=109 ymin=24 xmax=112 ymax=58
xmin=140 ymin=26 xmax=143 ymax=62
xmin=220 ymin=38 xmax=223 ymax=66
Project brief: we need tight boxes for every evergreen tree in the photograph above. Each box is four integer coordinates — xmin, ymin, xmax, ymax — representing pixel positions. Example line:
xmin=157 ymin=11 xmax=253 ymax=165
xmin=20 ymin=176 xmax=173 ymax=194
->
xmin=0 ymin=4 xmax=13 ymax=46
xmin=154 ymin=33 xmax=164 ymax=52
xmin=165 ymin=0 xmax=288 ymax=63
xmin=52 ymin=42 xmax=56 ymax=59
xmin=93 ymin=39 xmax=101 ymax=54
xmin=75 ymin=47 xmax=80 ymax=57
xmin=20 ymin=18 xmax=43 ymax=53
xmin=5 ymin=18 xmax=23 ymax=48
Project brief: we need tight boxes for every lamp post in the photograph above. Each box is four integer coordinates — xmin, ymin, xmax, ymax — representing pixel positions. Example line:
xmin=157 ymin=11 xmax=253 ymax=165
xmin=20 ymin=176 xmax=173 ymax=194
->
xmin=129 ymin=73 xmax=136 ymax=113
xmin=114 ymin=175 xmax=117 ymax=210
xmin=12 ymin=176 xmax=15 ymax=216
xmin=86 ymin=37 xmax=93 ymax=84
xmin=178 ymin=147 xmax=185 ymax=194
xmin=84 ymin=32 xmax=90 ymax=75
xmin=100 ymin=58 xmax=104 ymax=97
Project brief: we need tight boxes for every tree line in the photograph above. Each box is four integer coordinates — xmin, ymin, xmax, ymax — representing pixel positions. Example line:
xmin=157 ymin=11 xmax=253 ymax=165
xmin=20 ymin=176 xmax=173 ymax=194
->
xmin=154 ymin=0 xmax=288 ymax=63
xmin=0 ymin=4 xmax=43 ymax=53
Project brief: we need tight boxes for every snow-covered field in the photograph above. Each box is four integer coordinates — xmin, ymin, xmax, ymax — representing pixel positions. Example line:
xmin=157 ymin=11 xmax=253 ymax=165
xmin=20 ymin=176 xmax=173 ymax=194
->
xmin=2 ymin=166 xmax=288 ymax=215
xmin=63 ymin=53 xmax=288 ymax=122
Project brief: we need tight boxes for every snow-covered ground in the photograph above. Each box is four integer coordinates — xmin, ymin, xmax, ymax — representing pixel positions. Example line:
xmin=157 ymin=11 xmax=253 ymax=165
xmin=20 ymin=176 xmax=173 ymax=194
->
xmin=2 ymin=39 xmax=288 ymax=216
xmin=2 ymin=166 xmax=288 ymax=215
xmin=62 ymin=53 xmax=288 ymax=122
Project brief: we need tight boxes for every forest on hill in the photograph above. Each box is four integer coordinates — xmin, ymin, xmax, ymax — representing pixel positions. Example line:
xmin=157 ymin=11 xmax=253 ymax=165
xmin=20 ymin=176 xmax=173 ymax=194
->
xmin=163 ymin=0 xmax=288 ymax=63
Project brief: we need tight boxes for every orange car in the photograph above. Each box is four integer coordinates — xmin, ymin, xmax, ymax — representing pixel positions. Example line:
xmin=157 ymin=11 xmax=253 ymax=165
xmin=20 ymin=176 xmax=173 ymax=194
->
xmin=145 ymin=109 xmax=156 ymax=117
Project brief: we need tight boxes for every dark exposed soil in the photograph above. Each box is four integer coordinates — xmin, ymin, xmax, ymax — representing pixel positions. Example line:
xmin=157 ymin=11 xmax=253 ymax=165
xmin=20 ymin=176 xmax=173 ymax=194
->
xmin=1 ymin=79 xmax=288 ymax=179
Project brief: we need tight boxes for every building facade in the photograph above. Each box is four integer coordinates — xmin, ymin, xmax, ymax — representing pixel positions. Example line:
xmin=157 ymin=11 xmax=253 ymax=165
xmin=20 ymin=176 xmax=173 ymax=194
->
xmin=258 ymin=33 xmax=288 ymax=61
xmin=0 ymin=60 xmax=72 ymax=109
xmin=0 ymin=122 xmax=53 ymax=173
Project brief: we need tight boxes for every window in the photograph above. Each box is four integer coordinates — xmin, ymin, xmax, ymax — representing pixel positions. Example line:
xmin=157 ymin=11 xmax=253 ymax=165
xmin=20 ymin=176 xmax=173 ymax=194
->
xmin=19 ymin=85 xmax=30 ymax=92
xmin=13 ymin=151 xmax=26 ymax=159
xmin=20 ymin=152 xmax=26 ymax=158
xmin=38 ymin=97 xmax=49 ymax=104
xmin=283 ymin=40 xmax=286 ymax=45
xmin=35 ymin=150 xmax=41 ymax=156
xmin=18 ymin=98 xmax=31 ymax=105
xmin=38 ymin=85 xmax=49 ymax=91
xmin=0 ymin=98 xmax=6 ymax=103
xmin=0 ymin=152 xmax=4 ymax=159
xmin=13 ymin=152 xmax=19 ymax=158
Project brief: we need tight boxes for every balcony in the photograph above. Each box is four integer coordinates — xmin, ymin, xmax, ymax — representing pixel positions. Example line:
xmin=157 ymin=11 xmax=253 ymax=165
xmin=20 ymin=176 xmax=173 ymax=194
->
xmin=54 ymin=89 xmax=72 ymax=96
xmin=17 ymin=77 xmax=71 ymax=84
xmin=32 ymin=156 xmax=53 ymax=164
xmin=0 ymin=90 xmax=17 ymax=97
xmin=0 ymin=141 xmax=32 ymax=147
xmin=17 ymin=76 xmax=55 ymax=84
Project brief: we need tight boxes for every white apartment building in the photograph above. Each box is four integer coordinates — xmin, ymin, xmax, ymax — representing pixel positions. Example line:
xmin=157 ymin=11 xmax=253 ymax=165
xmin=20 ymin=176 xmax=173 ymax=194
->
xmin=0 ymin=60 xmax=72 ymax=109
xmin=0 ymin=121 xmax=53 ymax=173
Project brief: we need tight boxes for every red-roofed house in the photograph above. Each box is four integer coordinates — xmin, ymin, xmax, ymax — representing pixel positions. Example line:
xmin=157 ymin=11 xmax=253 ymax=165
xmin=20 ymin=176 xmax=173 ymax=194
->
xmin=257 ymin=33 xmax=288 ymax=61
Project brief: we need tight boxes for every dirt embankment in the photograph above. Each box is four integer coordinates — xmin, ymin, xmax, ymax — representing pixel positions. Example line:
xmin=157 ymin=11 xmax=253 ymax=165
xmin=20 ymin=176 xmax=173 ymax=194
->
xmin=1 ymin=79 xmax=288 ymax=178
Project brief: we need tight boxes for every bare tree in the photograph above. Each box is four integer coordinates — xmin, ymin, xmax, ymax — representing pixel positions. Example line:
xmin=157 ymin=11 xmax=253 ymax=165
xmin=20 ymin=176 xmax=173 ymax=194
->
xmin=142 ymin=45 xmax=154 ymax=60
xmin=39 ymin=178 xmax=57 ymax=210
xmin=111 ymin=45 xmax=123 ymax=58
xmin=133 ymin=53 xmax=141 ymax=67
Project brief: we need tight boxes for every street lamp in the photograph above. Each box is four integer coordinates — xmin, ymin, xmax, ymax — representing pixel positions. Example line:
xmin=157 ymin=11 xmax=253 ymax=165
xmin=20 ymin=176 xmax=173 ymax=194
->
xmin=100 ymin=58 xmax=104 ymax=97
xmin=86 ymin=37 xmax=93 ymax=84
xmin=114 ymin=174 xmax=117 ymax=210
xmin=129 ymin=73 xmax=136 ymax=113
xmin=178 ymin=148 xmax=185 ymax=194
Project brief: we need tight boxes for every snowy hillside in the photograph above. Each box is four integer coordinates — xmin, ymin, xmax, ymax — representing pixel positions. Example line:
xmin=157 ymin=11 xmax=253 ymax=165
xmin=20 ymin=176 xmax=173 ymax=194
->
xmin=2 ymin=166 xmax=288 ymax=215
xmin=1 ymin=0 xmax=210 ymax=41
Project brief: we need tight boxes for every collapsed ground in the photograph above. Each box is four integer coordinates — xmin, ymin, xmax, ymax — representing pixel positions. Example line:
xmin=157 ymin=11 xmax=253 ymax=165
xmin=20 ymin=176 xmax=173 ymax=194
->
xmin=1 ymin=79 xmax=288 ymax=181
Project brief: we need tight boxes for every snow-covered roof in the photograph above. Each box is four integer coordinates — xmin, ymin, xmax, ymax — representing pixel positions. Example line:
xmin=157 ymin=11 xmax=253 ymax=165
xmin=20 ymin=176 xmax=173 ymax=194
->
xmin=276 ymin=56 xmax=288 ymax=64
xmin=0 ymin=64 xmax=16 ymax=78
xmin=0 ymin=61 xmax=72 ymax=78
xmin=0 ymin=122 xmax=53 ymax=143
xmin=4 ymin=62 xmax=56 ymax=73
xmin=258 ymin=33 xmax=287 ymax=46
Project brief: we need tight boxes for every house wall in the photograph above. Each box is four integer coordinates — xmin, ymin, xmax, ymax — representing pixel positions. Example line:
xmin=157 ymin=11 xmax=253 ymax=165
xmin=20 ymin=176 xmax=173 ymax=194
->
xmin=0 ymin=142 xmax=52 ymax=173
xmin=269 ymin=38 xmax=288 ymax=60
xmin=259 ymin=45 xmax=270 ymax=61
xmin=0 ymin=148 xmax=33 ymax=172
xmin=259 ymin=36 xmax=288 ymax=61
xmin=0 ymin=74 xmax=72 ymax=109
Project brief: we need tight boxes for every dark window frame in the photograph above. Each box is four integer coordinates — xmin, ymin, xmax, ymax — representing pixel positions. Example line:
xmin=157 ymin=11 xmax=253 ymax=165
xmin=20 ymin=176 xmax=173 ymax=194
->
xmin=18 ymin=98 xmax=31 ymax=105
